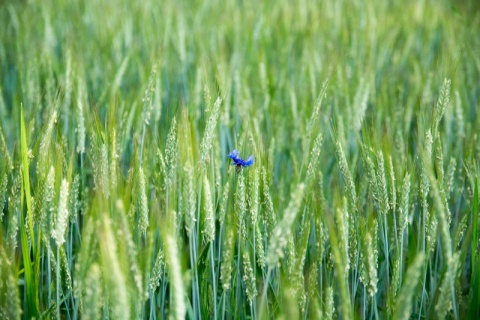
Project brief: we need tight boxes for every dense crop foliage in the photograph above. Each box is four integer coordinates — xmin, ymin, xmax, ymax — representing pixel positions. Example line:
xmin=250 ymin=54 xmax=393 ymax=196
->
xmin=1 ymin=0 xmax=480 ymax=319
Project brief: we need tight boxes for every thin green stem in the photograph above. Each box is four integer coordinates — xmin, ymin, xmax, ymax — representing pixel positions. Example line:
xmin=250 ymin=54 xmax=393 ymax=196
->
xmin=383 ymin=214 xmax=390 ymax=289
xmin=57 ymin=245 xmax=61 ymax=319
xmin=210 ymin=244 xmax=218 ymax=320
xmin=140 ymin=124 xmax=146 ymax=167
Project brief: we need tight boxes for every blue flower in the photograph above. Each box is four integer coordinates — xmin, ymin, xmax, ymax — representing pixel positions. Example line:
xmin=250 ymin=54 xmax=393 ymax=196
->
xmin=228 ymin=149 xmax=254 ymax=170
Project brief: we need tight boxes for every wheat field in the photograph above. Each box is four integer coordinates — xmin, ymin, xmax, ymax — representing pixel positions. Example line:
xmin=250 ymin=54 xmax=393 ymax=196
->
xmin=0 ymin=0 xmax=479 ymax=319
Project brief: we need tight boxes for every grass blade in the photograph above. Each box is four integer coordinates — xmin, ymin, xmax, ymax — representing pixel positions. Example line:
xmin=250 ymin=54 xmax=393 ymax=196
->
xmin=20 ymin=105 xmax=38 ymax=316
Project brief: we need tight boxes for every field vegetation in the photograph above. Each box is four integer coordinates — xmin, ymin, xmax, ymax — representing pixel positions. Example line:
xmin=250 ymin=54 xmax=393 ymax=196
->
xmin=0 ymin=0 xmax=480 ymax=319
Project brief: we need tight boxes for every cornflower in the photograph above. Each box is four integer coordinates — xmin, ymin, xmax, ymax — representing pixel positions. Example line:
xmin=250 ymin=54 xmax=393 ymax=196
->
xmin=227 ymin=150 xmax=254 ymax=172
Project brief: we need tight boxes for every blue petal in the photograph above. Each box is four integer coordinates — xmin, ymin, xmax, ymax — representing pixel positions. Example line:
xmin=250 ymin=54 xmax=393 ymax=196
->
xmin=243 ymin=155 xmax=254 ymax=167
xmin=228 ymin=149 xmax=239 ymax=159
